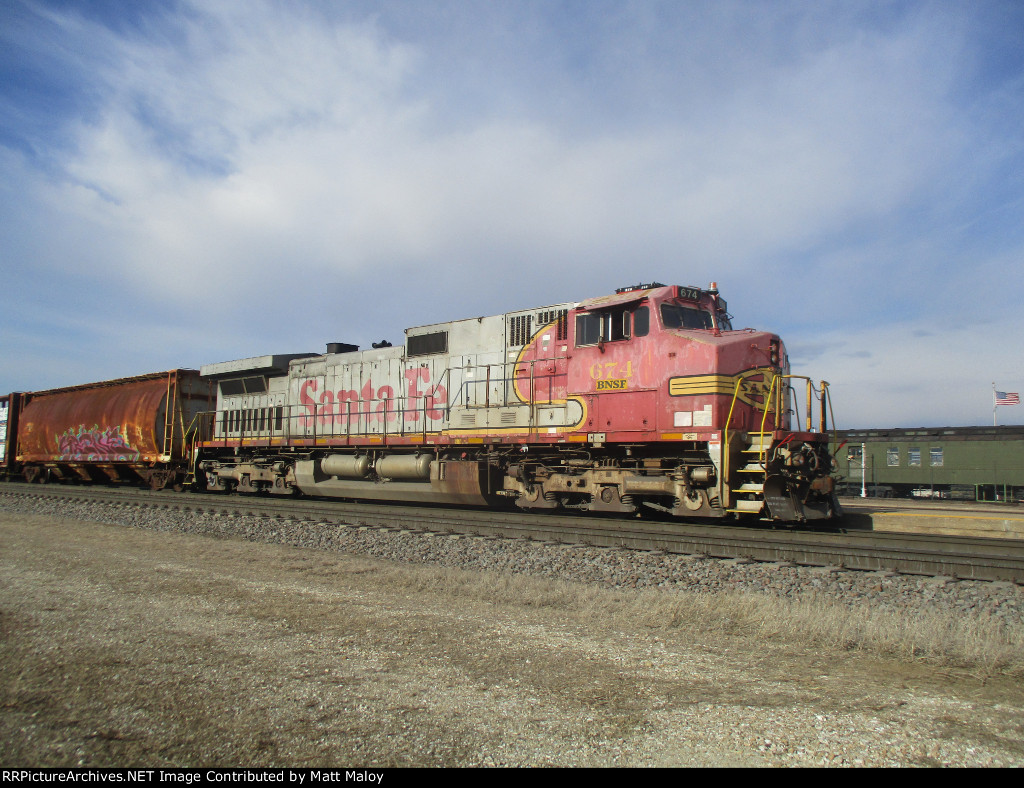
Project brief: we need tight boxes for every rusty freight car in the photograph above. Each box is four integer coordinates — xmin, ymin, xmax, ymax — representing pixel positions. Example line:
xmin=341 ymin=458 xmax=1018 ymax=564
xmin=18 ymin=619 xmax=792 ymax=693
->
xmin=15 ymin=370 xmax=208 ymax=489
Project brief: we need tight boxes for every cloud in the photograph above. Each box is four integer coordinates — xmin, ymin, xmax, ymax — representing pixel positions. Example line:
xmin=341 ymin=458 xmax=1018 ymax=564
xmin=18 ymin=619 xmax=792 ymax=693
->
xmin=1 ymin=0 xmax=1022 ymax=429
xmin=805 ymin=316 xmax=1024 ymax=428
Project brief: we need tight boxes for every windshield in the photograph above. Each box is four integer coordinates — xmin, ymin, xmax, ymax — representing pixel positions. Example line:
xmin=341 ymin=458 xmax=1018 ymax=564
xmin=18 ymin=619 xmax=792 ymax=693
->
xmin=660 ymin=302 xmax=714 ymax=330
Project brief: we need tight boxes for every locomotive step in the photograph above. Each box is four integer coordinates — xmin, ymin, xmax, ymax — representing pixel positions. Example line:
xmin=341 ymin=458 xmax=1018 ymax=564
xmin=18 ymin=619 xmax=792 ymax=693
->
xmin=727 ymin=499 xmax=765 ymax=513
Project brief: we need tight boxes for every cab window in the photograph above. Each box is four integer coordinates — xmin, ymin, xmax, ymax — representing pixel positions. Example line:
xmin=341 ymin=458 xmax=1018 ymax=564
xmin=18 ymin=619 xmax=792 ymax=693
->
xmin=576 ymin=308 xmax=631 ymax=346
xmin=634 ymin=306 xmax=649 ymax=337
xmin=660 ymin=302 xmax=714 ymax=330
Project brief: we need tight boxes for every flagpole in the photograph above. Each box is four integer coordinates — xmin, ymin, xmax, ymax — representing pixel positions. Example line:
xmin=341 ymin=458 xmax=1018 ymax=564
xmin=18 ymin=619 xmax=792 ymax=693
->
xmin=994 ymin=382 xmax=997 ymax=427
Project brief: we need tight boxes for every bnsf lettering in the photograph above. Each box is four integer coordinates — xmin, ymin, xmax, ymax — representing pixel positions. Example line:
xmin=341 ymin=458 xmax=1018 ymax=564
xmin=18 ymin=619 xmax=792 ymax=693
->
xmin=299 ymin=373 xmax=447 ymax=428
xmin=596 ymin=379 xmax=628 ymax=390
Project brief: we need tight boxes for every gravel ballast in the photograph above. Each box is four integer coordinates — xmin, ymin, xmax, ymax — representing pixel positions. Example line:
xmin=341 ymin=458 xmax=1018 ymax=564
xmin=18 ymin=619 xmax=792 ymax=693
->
xmin=2 ymin=492 xmax=1021 ymax=625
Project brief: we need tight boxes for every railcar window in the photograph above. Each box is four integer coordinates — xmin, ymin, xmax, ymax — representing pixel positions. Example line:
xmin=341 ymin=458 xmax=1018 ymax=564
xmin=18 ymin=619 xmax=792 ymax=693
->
xmin=661 ymin=303 xmax=714 ymax=330
xmin=576 ymin=313 xmax=601 ymax=346
xmin=575 ymin=309 xmax=631 ymax=346
xmin=634 ymin=306 xmax=649 ymax=337
xmin=220 ymin=376 xmax=267 ymax=396
xmin=614 ymin=310 xmax=630 ymax=341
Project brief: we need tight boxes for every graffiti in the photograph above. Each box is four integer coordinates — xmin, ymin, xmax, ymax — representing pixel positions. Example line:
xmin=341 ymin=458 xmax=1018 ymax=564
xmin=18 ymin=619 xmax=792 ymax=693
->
xmin=298 ymin=372 xmax=448 ymax=429
xmin=56 ymin=425 xmax=140 ymax=461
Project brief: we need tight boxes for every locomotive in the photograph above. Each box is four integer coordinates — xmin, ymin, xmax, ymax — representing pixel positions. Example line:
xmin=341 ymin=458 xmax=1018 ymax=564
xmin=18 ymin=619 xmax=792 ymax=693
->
xmin=192 ymin=282 xmax=840 ymax=521
xmin=2 ymin=283 xmax=840 ymax=522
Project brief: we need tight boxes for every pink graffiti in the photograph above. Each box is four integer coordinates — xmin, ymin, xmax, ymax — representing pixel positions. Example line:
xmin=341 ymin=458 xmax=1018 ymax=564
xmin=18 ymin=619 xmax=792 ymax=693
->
xmin=56 ymin=425 xmax=140 ymax=461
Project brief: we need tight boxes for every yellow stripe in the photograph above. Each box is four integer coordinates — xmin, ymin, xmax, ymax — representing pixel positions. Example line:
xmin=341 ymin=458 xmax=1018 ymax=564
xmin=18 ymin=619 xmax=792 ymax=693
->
xmin=668 ymin=366 xmax=775 ymax=408
xmin=668 ymin=375 xmax=735 ymax=396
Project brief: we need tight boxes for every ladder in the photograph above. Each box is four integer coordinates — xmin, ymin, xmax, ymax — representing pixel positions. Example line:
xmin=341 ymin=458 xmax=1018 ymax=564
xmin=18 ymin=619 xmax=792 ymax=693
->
xmin=728 ymin=431 xmax=770 ymax=515
xmin=162 ymin=371 xmax=178 ymax=460
xmin=181 ymin=413 xmax=205 ymax=487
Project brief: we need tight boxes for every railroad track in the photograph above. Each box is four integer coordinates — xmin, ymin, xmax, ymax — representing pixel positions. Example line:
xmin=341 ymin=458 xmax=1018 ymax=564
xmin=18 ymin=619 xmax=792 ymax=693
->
xmin=4 ymin=482 xmax=1024 ymax=583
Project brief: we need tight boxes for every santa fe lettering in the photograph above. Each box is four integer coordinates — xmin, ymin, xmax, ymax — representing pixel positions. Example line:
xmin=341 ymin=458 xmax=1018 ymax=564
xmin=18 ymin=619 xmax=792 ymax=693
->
xmin=307 ymin=773 xmax=382 ymax=784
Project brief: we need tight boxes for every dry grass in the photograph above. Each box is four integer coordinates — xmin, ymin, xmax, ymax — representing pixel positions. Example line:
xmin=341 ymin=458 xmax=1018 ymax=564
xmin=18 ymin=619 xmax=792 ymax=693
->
xmin=379 ymin=560 xmax=1024 ymax=677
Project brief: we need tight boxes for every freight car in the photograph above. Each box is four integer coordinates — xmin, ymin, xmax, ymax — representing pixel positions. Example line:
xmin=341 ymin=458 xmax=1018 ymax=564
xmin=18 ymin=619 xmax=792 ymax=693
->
xmin=192 ymin=283 xmax=841 ymax=522
xmin=835 ymin=425 xmax=1024 ymax=502
xmin=12 ymin=370 xmax=208 ymax=490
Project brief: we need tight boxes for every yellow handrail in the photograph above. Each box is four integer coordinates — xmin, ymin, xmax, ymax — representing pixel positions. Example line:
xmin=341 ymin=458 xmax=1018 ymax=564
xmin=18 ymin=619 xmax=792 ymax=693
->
xmin=723 ymin=374 xmax=833 ymax=504
xmin=722 ymin=376 xmax=748 ymax=508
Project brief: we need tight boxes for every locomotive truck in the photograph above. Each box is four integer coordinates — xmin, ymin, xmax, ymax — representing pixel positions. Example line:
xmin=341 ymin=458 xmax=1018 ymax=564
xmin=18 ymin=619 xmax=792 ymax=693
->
xmin=192 ymin=283 xmax=841 ymax=522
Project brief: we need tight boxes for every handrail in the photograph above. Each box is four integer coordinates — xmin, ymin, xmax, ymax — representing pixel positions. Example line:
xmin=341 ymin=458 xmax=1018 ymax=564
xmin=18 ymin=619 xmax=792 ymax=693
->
xmin=723 ymin=374 xmax=833 ymax=505
xmin=721 ymin=377 xmax=748 ymax=508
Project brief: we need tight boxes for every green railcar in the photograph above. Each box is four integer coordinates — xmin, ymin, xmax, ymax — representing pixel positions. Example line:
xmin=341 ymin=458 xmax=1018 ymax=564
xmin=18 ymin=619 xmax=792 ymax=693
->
xmin=833 ymin=425 xmax=1024 ymax=502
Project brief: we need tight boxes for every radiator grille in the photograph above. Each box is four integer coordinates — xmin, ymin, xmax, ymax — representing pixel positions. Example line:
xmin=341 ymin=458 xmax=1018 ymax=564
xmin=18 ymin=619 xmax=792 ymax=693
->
xmin=537 ymin=309 xmax=568 ymax=340
xmin=509 ymin=314 xmax=533 ymax=346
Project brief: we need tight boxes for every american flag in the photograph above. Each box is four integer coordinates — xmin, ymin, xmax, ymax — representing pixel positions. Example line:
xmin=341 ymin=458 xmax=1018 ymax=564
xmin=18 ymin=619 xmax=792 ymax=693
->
xmin=996 ymin=391 xmax=1021 ymax=406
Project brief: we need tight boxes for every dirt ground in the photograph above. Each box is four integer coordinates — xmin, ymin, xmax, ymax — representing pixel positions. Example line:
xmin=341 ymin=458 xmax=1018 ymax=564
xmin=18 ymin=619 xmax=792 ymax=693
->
xmin=2 ymin=510 xmax=1023 ymax=767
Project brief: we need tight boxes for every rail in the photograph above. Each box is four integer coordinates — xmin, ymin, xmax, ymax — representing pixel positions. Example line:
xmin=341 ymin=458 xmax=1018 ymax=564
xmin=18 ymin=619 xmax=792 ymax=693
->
xmin=7 ymin=483 xmax=1024 ymax=582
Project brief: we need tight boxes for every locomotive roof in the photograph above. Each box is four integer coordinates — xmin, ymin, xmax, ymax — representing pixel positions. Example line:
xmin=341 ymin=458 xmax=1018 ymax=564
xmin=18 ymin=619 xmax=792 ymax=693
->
xmin=405 ymin=299 xmax=577 ymax=335
xmin=200 ymin=354 xmax=317 ymax=379
xmin=576 ymin=284 xmax=675 ymax=311
xmin=406 ymin=284 xmax=702 ymax=334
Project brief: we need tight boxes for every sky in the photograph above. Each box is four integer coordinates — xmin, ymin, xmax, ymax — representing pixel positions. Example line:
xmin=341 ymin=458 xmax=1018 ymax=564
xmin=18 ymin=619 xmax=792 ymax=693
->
xmin=1 ymin=0 xmax=1022 ymax=429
